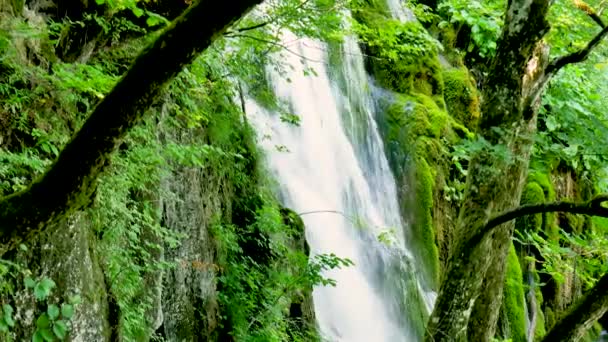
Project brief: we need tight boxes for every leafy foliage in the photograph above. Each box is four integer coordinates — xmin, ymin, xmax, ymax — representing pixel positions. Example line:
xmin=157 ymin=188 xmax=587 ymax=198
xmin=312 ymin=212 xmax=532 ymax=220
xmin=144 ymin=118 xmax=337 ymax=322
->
xmin=213 ymin=202 xmax=353 ymax=341
xmin=437 ymin=0 xmax=504 ymax=57
xmin=353 ymin=19 xmax=441 ymax=63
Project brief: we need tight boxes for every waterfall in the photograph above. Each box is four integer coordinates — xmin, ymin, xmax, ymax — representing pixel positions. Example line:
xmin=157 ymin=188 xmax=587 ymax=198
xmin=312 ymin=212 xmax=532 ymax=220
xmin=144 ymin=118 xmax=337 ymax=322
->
xmin=247 ymin=16 xmax=432 ymax=342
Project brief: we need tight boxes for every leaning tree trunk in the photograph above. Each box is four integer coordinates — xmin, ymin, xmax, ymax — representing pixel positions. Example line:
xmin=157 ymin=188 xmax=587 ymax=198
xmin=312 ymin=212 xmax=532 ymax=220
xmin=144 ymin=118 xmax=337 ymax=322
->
xmin=425 ymin=1 xmax=552 ymax=340
xmin=0 ymin=0 xmax=263 ymax=255
xmin=541 ymin=269 xmax=608 ymax=341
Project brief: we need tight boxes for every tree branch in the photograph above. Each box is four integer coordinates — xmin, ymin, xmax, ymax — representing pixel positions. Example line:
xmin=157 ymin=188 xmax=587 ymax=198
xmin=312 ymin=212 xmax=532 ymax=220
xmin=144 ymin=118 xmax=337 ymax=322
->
xmin=575 ymin=0 xmax=607 ymax=28
xmin=546 ymin=3 xmax=608 ymax=75
xmin=224 ymin=0 xmax=314 ymax=36
xmin=541 ymin=272 xmax=608 ymax=341
xmin=235 ymin=21 xmax=270 ymax=33
xmin=0 ymin=0 xmax=263 ymax=255
xmin=465 ymin=194 xmax=608 ymax=250
xmin=461 ymin=194 xmax=608 ymax=339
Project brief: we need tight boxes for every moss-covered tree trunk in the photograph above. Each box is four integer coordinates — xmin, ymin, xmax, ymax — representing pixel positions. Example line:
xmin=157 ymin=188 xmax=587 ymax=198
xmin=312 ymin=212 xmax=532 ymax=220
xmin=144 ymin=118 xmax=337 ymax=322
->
xmin=425 ymin=1 xmax=552 ymax=340
xmin=540 ymin=251 xmax=608 ymax=341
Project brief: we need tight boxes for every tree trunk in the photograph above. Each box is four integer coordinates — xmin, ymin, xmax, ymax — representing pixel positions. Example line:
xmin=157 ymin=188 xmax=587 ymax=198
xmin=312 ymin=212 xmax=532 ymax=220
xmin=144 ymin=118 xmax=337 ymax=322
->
xmin=466 ymin=225 xmax=511 ymax=341
xmin=541 ymin=273 xmax=608 ymax=342
xmin=425 ymin=1 xmax=551 ymax=340
xmin=0 ymin=0 xmax=262 ymax=255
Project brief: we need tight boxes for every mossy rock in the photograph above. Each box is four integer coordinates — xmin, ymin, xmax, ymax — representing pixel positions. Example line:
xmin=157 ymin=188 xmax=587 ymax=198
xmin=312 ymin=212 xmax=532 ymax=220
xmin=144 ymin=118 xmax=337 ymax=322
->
xmin=527 ymin=172 xmax=559 ymax=239
xmin=382 ymin=92 xmax=460 ymax=288
xmin=515 ymin=182 xmax=545 ymax=235
xmin=415 ymin=136 xmax=444 ymax=175
xmin=373 ymin=53 xmax=443 ymax=96
xmin=351 ymin=0 xmax=392 ymax=26
xmin=439 ymin=26 xmax=457 ymax=49
xmin=352 ymin=1 xmax=444 ymax=97
xmin=533 ymin=270 xmax=546 ymax=340
xmin=534 ymin=299 xmax=546 ymax=340
xmin=503 ymin=243 xmax=527 ymax=342
xmin=545 ymin=307 xmax=555 ymax=329
xmin=387 ymin=93 xmax=450 ymax=142
xmin=442 ymin=67 xmax=480 ymax=127
xmin=527 ymin=172 xmax=555 ymax=201
xmin=413 ymin=157 xmax=440 ymax=286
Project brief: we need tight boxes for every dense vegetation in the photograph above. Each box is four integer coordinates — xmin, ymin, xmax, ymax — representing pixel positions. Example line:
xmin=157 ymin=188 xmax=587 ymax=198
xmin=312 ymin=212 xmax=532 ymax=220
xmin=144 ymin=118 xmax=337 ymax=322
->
xmin=0 ymin=0 xmax=607 ymax=341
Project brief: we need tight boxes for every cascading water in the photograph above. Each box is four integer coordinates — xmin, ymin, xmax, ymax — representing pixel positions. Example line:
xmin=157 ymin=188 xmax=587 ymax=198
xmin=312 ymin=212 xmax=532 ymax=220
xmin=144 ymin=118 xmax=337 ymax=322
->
xmin=247 ymin=11 xmax=433 ymax=342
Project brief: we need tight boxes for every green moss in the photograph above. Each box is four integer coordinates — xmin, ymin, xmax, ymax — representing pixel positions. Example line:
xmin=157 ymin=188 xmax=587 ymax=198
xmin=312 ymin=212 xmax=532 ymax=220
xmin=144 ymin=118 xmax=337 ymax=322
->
xmin=565 ymin=212 xmax=585 ymax=233
xmin=387 ymin=93 xmax=450 ymax=143
xmin=439 ymin=26 xmax=458 ymax=49
xmin=527 ymin=172 xmax=558 ymax=238
xmin=515 ymin=182 xmax=545 ymax=235
xmin=583 ymin=322 xmax=603 ymax=342
xmin=352 ymin=1 xmax=443 ymax=97
xmin=442 ymin=67 xmax=480 ymax=126
xmin=415 ymin=137 xmax=443 ymax=173
xmin=503 ymin=243 xmax=527 ymax=342
xmin=450 ymin=121 xmax=474 ymax=141
xmin=373 ymin=54 xmax=443 ymax=96
xmin=534 ymin=303 xmax=546 ymax=339
xmin=521 ymin=182 xmax=546 ymax=206
xmin=351 ymin=0 xmax=392 ymax=26
xmin=534 ymin=278 xmax=546 ymax=340
xmin=414 ymin=157 xmax=440 ymax=286
xmin=527 ymin=172 xmax=555 ymax=201
xmin=545 ymin=307 xmax=555 ymax=329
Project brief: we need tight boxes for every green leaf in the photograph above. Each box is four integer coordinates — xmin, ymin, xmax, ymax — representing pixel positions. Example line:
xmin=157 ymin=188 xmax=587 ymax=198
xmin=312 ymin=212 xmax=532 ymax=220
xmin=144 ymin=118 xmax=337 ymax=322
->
xmin=34 ymin=278 xmax=56 ymax=300
xmin=3 ymin=304 xmax=13 ymax=317
xmin=39 ymin=328 xmax=55 ymax=341
xmin=131 ymin=7 xmax=144 ymax=18
xmin=24 ymin=277 xmax=36 ymax=288
xmin=52 ymin=320 xmax=67 ymax=339
xmin=3 ymin=304 xmax=14 ymax=327
xmin=0 ymin=320 xmax=8 ymax=332
xmin=47 ymin=305 xmax=60 ymax=320
xmin=60 ymin=304 xmax=74 ymax=320
xmin=32 ymin=331 xmax=44 ymax=342
xmin=563 ymin=144 xmax=578 ymax=158
xmin=36 ymin=314 xmax=51 ymax=329
xmin=68 ymin=295 xmax=81 ymax=305
xmin=545 ymin=115 xmax=559 ymax=131
xmin=145 ymin=13 xmax=169 ymax=27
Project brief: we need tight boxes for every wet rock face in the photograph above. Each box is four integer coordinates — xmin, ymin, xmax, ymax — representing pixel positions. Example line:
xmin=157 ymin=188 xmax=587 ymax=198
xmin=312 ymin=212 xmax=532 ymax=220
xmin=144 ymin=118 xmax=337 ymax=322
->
xmin=7 ymin=214 xmax=111 ymax=341
xmin=156 ymin=166 xmax=231 ymax=341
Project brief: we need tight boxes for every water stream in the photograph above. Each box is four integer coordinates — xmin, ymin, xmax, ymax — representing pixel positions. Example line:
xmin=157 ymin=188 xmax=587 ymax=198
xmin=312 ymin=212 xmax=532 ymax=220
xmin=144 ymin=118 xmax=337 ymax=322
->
xmin=248 ymin=12 xmax=432 ymax=342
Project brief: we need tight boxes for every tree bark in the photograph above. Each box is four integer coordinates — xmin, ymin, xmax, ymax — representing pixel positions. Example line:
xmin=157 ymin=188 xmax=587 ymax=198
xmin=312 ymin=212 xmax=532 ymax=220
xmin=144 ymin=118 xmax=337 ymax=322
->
xmin=425 ymin=1 xmax=551 ymax=340
xmin=541 ymin=273 xmax=608 ymax=342
xmin=0 ymin=0 xmax=262 ymax=255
